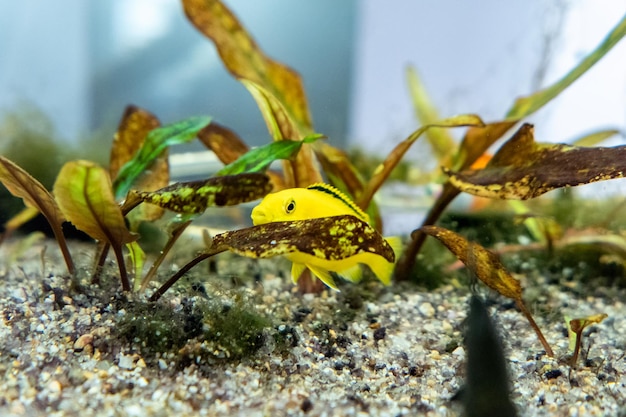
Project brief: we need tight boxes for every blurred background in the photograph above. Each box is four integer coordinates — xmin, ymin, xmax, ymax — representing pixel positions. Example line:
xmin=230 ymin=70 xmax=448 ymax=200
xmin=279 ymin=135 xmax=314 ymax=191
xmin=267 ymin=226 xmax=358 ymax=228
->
xmin=0 ymin=0 xmax=625 ymax=237
xmin=0 ymin=0 xmax=625 ymax=172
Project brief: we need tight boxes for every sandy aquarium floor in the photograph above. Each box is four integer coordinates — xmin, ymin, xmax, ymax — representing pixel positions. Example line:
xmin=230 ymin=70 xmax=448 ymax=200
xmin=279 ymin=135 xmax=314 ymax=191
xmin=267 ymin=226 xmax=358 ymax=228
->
xmin=0 ymin=238 xmax=625 ymax=417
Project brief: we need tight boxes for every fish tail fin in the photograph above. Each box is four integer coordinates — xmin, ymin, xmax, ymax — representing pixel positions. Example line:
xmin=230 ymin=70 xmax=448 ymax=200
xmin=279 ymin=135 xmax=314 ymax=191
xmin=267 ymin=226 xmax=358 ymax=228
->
xmin=336 ymin=265 xmax=363 ymax=283
xmin=368 ymin=236 xmax=403 ymax=286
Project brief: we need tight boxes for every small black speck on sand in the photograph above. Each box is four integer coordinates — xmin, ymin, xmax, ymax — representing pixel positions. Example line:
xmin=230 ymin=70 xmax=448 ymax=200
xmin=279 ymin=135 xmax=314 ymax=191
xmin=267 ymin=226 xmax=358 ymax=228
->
xmin=1 ymin=239 xmax=625 ymax=416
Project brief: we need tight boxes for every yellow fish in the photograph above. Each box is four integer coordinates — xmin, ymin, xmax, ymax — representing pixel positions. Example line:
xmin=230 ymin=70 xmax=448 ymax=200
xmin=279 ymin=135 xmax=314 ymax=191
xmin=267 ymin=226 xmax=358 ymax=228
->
xmin=251 ymin=183 xmax=402 ymax=290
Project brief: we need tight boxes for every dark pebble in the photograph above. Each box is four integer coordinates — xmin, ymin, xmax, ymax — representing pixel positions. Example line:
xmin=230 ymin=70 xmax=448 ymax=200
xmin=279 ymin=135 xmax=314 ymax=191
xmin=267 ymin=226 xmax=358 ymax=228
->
xmin=373 ymin=327 xmax=386 ymax=341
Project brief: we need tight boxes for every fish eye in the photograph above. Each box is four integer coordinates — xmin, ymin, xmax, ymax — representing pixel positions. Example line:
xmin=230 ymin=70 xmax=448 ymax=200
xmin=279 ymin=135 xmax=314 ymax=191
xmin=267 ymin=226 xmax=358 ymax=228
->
xmin=285 ymin=199 xmax=296 ymax=214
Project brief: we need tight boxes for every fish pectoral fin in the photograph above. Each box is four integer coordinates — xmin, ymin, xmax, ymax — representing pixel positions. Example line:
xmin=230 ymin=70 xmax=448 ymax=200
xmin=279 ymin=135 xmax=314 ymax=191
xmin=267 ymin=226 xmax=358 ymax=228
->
xmin=291 ymin=263 xmax=307 ymax=284
xmin=307 ymin=265 xmax=339 ymax=291
xmin=336 ymin=265 xmax=363 ymax=283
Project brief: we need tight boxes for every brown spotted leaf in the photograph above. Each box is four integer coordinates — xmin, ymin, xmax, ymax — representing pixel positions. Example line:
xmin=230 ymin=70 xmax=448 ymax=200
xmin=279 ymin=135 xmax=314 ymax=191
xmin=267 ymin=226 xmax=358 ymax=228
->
xmin=129 ymin=173 xmax=271 ymax=214
xmin=422 ymin=224 xmax=554 ymax=356
xmin=0 ymin=156 xmax=75 ymax=274
xmin=445 ymin=123 xmax=626 ymax=200
xmin=209 ymin=215 xmax=395 ymax=262
xmin=109 ymin=105 xmax=162 ymax=178
xmin=420 ymin=225 xmax=521 ymax=299
xmin=149 ymin=215 xmax=394 ymax=301
xmin=109 ymin=105 xmax=166 ymax=223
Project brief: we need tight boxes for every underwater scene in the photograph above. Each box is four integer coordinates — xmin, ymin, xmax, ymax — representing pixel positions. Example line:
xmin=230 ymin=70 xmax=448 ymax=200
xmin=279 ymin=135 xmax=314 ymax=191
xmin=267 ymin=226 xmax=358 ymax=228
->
xmin=0 ymin=1 xmax=625 ymax=416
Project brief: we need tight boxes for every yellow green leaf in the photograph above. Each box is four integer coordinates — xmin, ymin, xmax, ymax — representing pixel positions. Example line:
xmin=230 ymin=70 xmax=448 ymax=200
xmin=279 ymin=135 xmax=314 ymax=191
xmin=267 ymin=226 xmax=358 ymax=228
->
xmin=54 ymin=160 xmax=135 ymax=244
xmin=571 ymin=129 xmax=622 ymax=147
xmin=54 ymin=160 xmax=136 ymax=290
xmin=0 ymin=156 xmax=74 ymax=274
xmin=126 ymin=241 xmax=146 ymax=292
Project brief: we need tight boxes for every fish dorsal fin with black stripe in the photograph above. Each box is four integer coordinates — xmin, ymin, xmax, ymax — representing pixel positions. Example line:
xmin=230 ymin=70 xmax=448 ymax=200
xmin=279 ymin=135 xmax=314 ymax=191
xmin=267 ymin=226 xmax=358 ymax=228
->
xmin=306 ymin=183 xmax=370 ymax=223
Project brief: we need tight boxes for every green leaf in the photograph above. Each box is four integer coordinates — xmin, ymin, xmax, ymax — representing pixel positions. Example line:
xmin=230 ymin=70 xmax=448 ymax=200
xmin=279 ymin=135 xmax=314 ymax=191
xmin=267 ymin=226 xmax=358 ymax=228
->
xmin=216 ymin=134 xmax=324 ymax=176
xmin=506 ymin=15 xmax=626 ymax=119
xmin=112 ymin=116 xmax=212 ymax=199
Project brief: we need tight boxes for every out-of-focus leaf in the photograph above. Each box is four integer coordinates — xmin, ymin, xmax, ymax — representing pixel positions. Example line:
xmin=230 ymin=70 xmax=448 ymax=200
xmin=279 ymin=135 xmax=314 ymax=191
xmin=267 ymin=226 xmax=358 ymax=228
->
xmin=445 ymin=123 xmax=626 ymax=200
xmin=1 ymin=206 xmax=40 ymax=245
xmin=6 ymin=231 xmax=46 ymax=267
xmin=420 ymin=225 xmax=554 ymax=356
xmin=0 ymin=156 xmax=74 ymax=274
xmin=129 ymin=173 xmax=271 ymax=214
xmin=358 ymin=114 xmax=484 ymax=209
xmin=126 ymin=241 xmax=146 ymax=292
xmin=149 ymin=215 xmax=393 ymax=301
xmin=462 ymin=295 xmax=518 ymax=417
xmin=506 ymin=15 xmax=626 ymax=119
xmin=109 ymin=105 xmax=166 ymax=223
xmin=571 ymin=129 xmax=623 ymax=147
xmin=407 ymin=66 xmax=457 ymax=164
xmin=182 ymin=0 xmax=322 ymax=189
xmin=112 ymin=116 xmax=211 ymax=199
xmin=509 ymin=201 xmax=563 ymax=245
xmin=197 ymin=122 xmax=250 ymax=164
xmin=216 ymin=134 xmax=323 ymax=176
xmin=54 ymin=160 xmax=136 ymax=290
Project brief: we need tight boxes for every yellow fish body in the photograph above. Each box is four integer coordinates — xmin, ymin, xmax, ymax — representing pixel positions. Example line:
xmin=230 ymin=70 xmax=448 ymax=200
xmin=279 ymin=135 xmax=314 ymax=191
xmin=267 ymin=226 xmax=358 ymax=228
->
xmin=251 ymin=183 xmax=401 ymax=290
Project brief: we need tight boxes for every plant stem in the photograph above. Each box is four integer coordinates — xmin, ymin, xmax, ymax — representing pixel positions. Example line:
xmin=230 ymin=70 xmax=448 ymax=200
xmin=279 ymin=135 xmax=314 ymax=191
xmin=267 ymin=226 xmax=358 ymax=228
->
xmin=515 ymin=299 xmax=554 ymax=357
xmin=92 ymin=242 xmax=110 ymax=285
xmin=149 ymin=252 xmax=212 ymax=302
xmin=139 ymin=220 xmax=192 ymax=292
xmin=51 ymin=223 xmax=76 ymax=275
xmin=571 ymin=330 xmax=583 ymax=368
xmin=111 ymin=243 xmax=130 ymax=292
